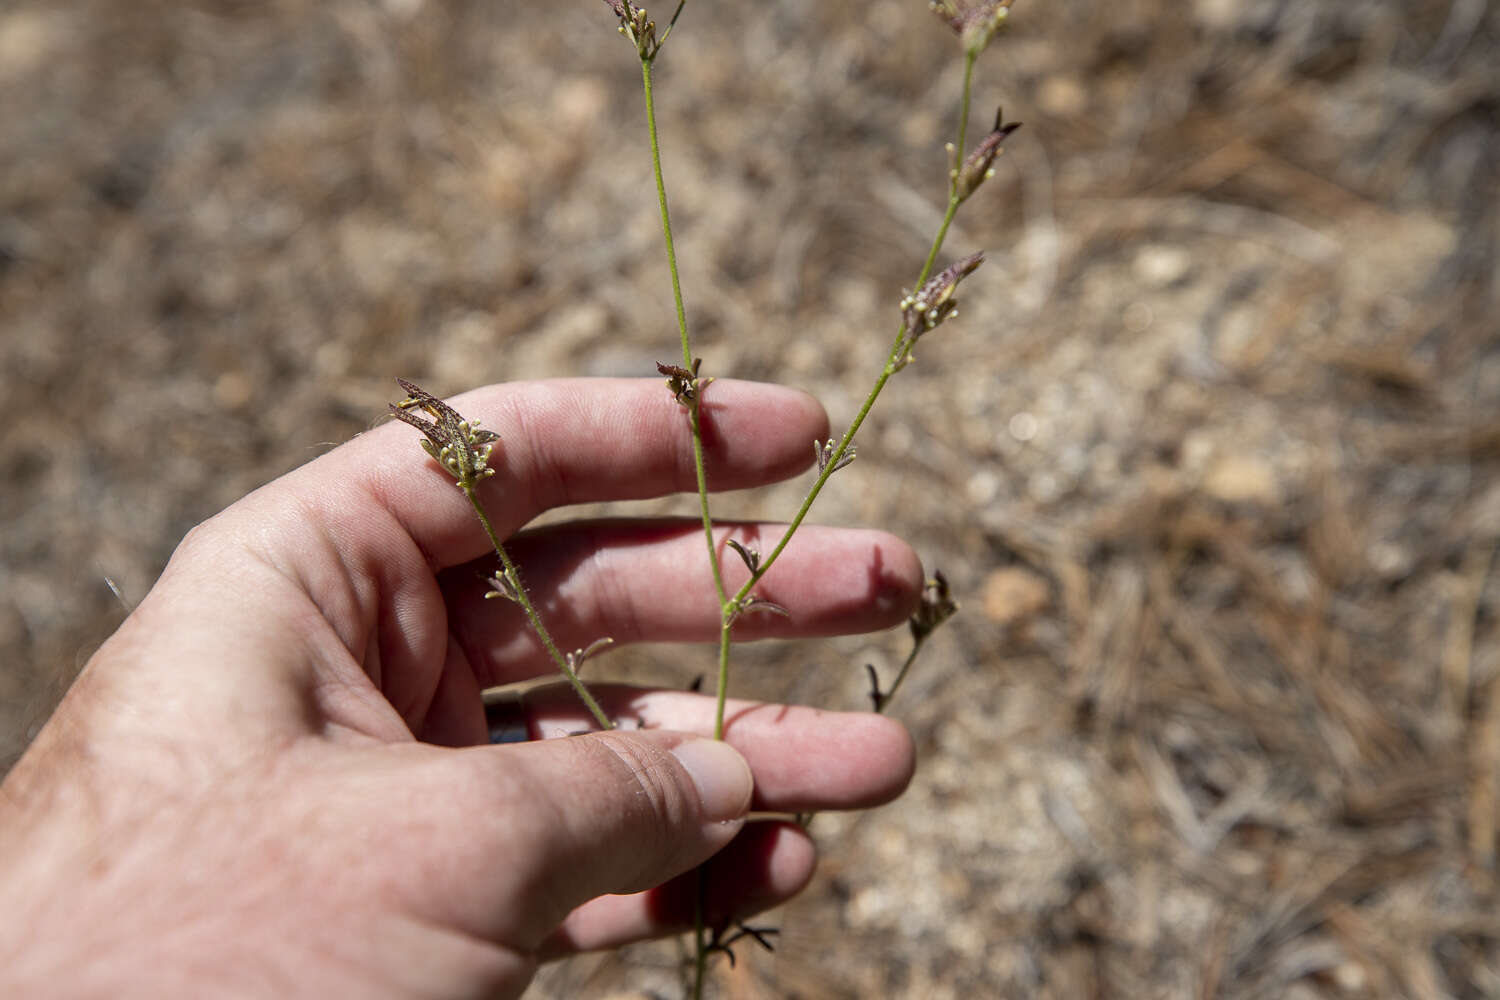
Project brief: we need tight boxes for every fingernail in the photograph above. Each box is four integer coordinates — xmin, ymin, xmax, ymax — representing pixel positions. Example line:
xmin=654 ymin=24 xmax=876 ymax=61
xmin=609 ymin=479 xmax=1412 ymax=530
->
xmin=670 ymin=738 xmax=752 ymax=823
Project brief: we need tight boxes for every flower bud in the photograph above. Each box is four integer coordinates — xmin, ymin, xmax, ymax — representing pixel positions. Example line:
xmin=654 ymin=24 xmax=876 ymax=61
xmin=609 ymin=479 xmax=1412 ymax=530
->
xmin=929 ymin=0 xmax=1015 ymax=56
xmin=900 ymin=251 xmax=985 ymax=337
xmin=955 ymin=109 xmax=1021 ymax=203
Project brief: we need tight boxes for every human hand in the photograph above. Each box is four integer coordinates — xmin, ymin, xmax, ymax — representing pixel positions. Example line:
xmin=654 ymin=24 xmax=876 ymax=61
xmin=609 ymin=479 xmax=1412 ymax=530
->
xmin=0 ymin=378 xmax=920 ymax=998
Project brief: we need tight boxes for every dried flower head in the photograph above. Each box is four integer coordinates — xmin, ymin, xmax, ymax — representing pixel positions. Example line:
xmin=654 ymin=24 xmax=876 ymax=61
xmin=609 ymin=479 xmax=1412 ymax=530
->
xmin=910 ymin=570 xmax=959 ymax=643
xmin=603 ymin=0 xmax=685 ymax=61
xmin=566 ymin=637 xmax=616 ymax=675
xmin=389 ymin=378 xmax=499 ymax=487
xmin=726 ymin=538 xmax=761 ymax=574
xmin=815 ymin=438 xmax=856 ymax=475
xmin=952 ymin=108 xmax=1022 ymax=203
xmin=484 ymin=571 xmax=523 ymax=603
xmin=657 ymin=358 xmax=713 ymax=405
xmin=930 ymin=0 xmax=1014 ymax=55
xmin=898 ymin=251 xmax=985 ymax=364
xmin=728 ymin=594 xmax=790 ymax=627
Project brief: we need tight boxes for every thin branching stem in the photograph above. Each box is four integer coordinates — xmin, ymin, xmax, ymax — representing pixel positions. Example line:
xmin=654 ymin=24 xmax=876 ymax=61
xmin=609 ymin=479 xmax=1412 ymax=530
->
xmin=708 ymin=51 xmax=981 ymax=738
xmin=880 ymin=639 xmax=925 ymax=713
xmin=629 ymin=14 xmax=988 ymax=995
xmin=641 ymin=57 xmax=729 ymax=613
xmin=463 ymin=484 xmax=614 ymax=731
xmin=917 ymin=49 xmax=978 ymax=283
xmin=711 ymin=618 xmax=732 ymax=740
xmin=691 ymin=880 xmax=709 ymax=1000
xmin=641 ymin=60 xmax=691 ymax=377
xmin=641 ymin=49 xmax=729 ymax=1000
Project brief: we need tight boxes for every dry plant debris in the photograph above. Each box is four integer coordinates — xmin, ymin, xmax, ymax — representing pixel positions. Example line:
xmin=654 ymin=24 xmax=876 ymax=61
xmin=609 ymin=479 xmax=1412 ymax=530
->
xmin=2 ymin=0 xmax=1497 ymax=995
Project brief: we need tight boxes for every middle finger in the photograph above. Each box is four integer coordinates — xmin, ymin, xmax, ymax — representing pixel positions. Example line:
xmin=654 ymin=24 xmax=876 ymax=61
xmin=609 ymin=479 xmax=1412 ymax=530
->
xmin=443 ymin=518 xmax=924 ymax=687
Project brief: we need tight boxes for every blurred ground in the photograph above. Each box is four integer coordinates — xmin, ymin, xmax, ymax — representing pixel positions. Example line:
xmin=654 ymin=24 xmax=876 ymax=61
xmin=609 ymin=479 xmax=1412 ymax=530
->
xmin=3 ymin=0 xmax=1498 ymax=996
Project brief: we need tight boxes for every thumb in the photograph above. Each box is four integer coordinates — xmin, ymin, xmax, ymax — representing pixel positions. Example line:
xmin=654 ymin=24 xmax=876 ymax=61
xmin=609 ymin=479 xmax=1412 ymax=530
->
xmin=396 ymin=730 xmax=753 ymax=951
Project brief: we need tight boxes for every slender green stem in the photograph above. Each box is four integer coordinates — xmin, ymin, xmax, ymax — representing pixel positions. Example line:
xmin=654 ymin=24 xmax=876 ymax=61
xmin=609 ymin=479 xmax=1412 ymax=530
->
xmin=625 ymin=18 xmax=985 ymax=997
xmin=708 ymin=49 xmax=980 ymax=739
xmin=642 ymin=61 xmax=692 ymax=374
xmin=712 ymin=624 xmax=732 ymax=740
xmin=463 ymin=483 xmax=614 ymax=731
xmin=880 ymin=639 xmax=925 ymax=713
xmin=642 ymin=57 xmax=729 ymax=611
xmin=690 ymin=395 xmax=727 ymax=602
xmin=719 ymin=202 xmax=963 ymax=612
xmin=916 ymin=49 xmax=978 ymax=284
xmin=641 ymin=50 xmax=729 ymax=1000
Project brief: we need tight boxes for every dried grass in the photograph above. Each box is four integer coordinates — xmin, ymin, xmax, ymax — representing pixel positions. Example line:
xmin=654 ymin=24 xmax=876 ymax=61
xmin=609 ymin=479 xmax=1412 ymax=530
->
xmin=2 ymin=0 xmax=1497 ymax=995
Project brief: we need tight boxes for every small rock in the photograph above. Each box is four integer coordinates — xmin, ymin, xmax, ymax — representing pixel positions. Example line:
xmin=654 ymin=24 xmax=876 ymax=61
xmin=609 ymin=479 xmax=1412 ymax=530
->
xmin=553 ymin=76 xmax=607 ymax=127
xmin=1122 ymin=301 xmax=1154 ymax=332
xmin=1367 ymin=541 xmax=1413 ymax=581
xmin=981 ymin=567 xmax=1051 ymax=626
xmin=966 ymin=468 xmax=1000 ymax=504
xmin=1194 ymin=0 xmax=1242 ymax=30
xmin=0 ymin=11 xmax=66 ymax=81
xmin=1203 ymin=453 xmax=1279 ymax=505
xmin=213 ymin=371 xmax=254 ymax=411
xmin=1008 ymin=411 xmax=1039 ymax=442
xmin=381 ymin=0 xmax=424 ymax=19
xmin=1027 ymin=471 xmax=1062 ymax=504
xmin=1037 ymin=74 xmax=1087 ymax=117
xmin=1133 ymin=244 xmax=1193 ymax=289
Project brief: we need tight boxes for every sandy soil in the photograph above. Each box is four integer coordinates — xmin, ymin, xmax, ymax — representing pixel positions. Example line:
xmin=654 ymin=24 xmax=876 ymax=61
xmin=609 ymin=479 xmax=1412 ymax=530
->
xmin=3 ymin=0 xmax=1498 ymax=995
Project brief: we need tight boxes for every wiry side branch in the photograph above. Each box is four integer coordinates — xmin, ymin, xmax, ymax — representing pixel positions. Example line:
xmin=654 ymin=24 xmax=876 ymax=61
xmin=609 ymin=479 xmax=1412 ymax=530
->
xmin=602 ymin=0 xmax=686 ymax=61
xmin=865 ymin=570 xmax=961 ymax=713
xmin=390 ymin=379 xmax=614 ymax=732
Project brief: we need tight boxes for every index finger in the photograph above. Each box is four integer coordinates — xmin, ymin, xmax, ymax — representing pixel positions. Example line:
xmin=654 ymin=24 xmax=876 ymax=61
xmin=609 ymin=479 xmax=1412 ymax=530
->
xmin=244 ymin=377 xmax=829 ymax=573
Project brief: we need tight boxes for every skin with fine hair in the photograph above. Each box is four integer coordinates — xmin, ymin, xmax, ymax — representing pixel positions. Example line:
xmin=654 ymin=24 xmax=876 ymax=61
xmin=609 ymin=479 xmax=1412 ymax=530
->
xmin=0 ymin=378 xmax=920 ymax=998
